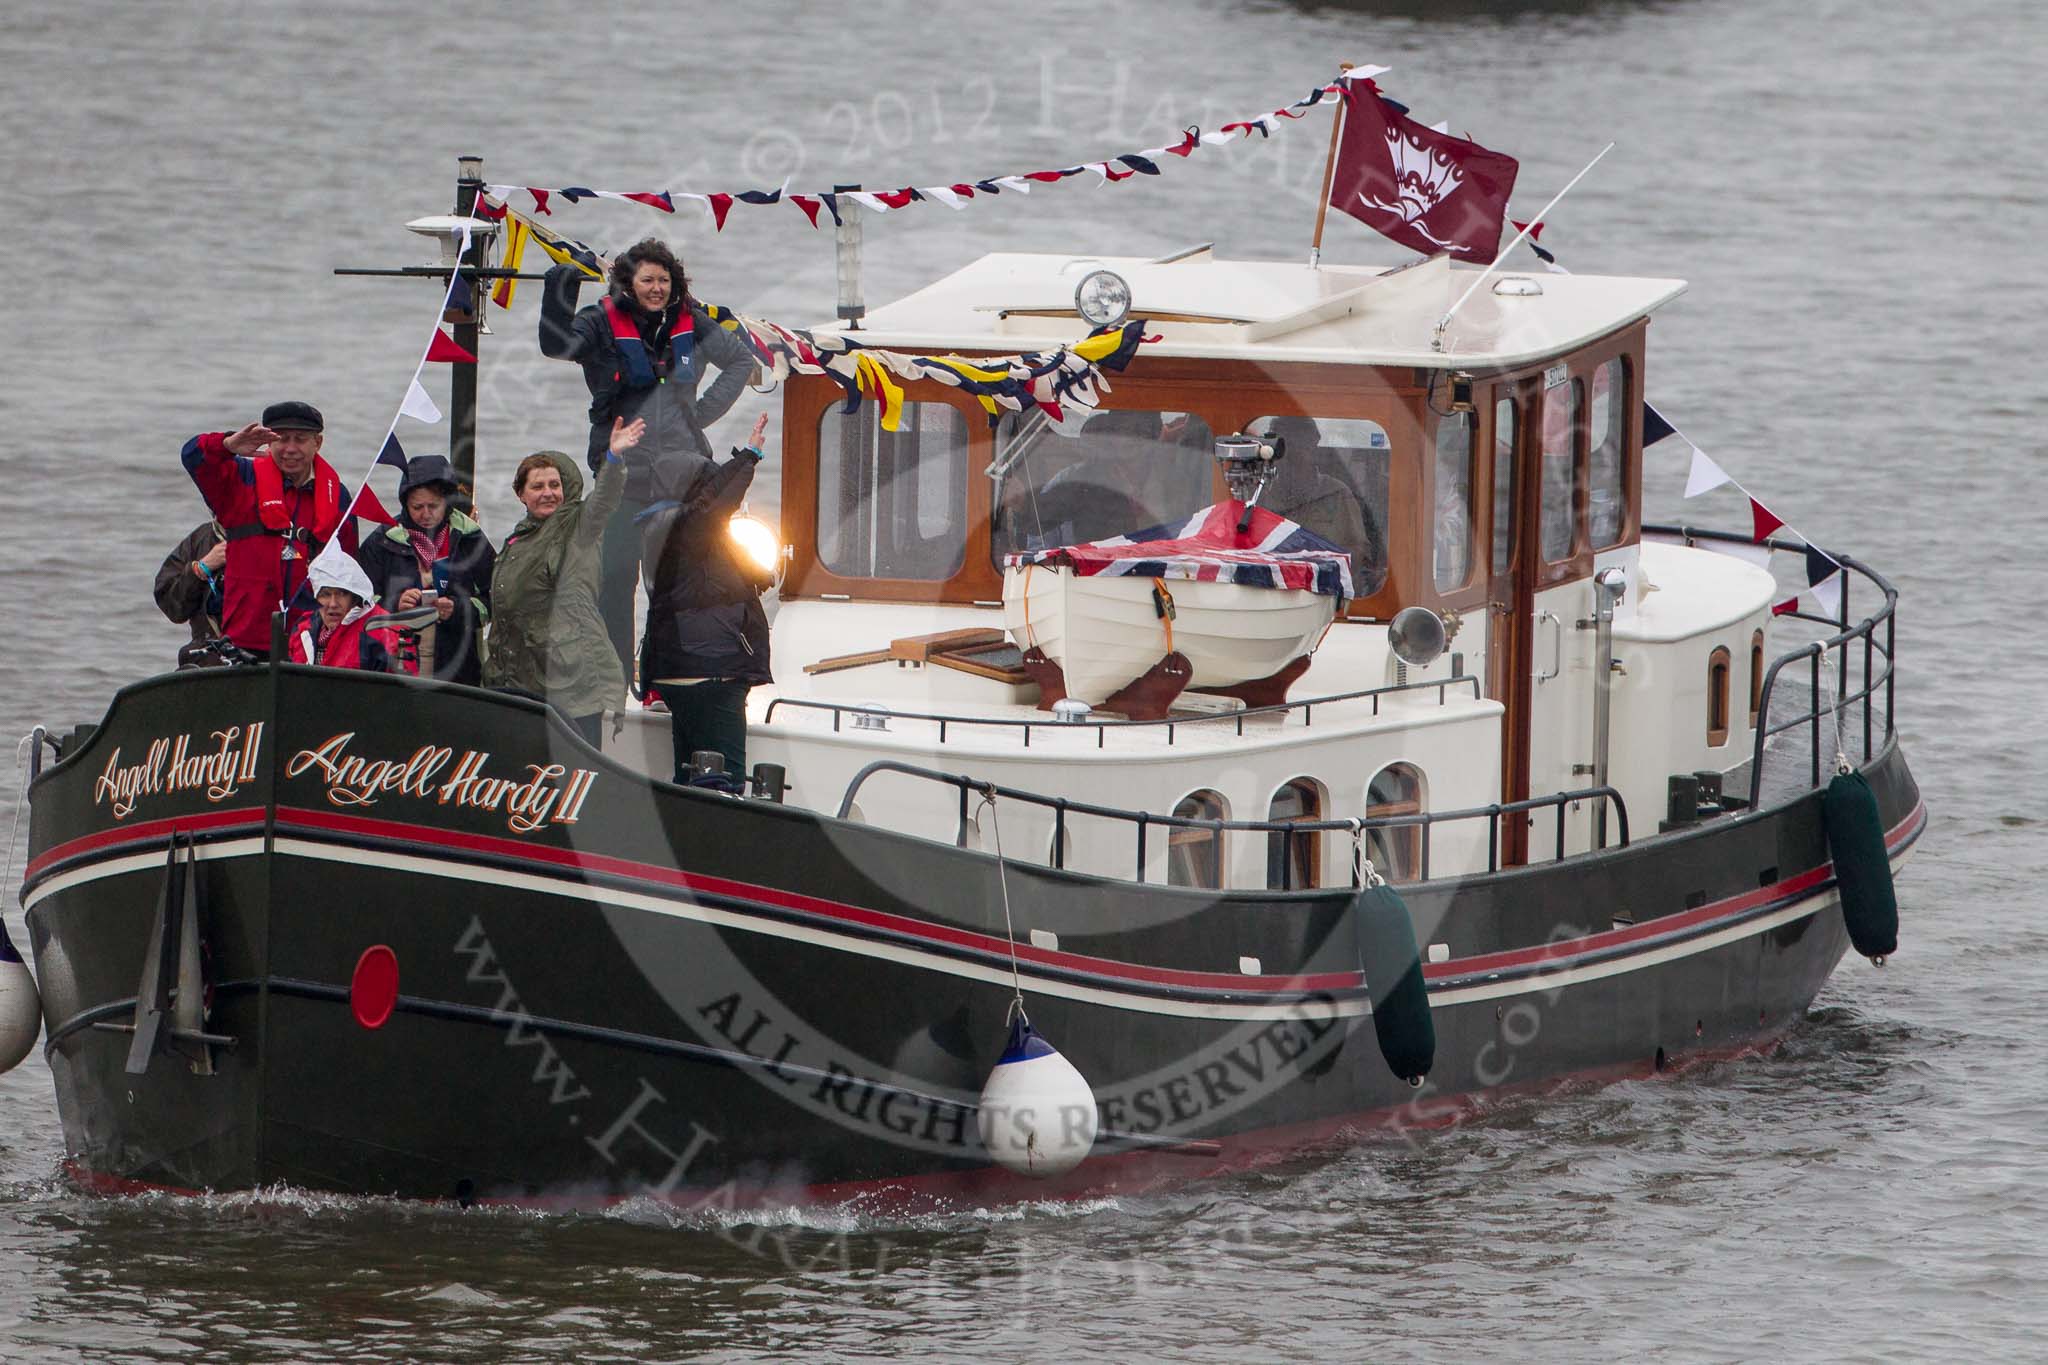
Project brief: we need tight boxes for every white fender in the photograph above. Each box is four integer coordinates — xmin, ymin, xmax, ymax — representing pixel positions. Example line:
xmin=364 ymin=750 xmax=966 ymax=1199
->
xmin=976 ymin=1015 xmax=1097 ymax=1178
xmin=0 ymin=930 xmax=42 ymax=1074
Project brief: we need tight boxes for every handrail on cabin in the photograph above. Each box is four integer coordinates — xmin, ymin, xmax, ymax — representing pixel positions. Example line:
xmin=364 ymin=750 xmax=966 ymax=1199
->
xmin=1644 ymin=524 xmax=1898 ymax=807
xmin=835 ymin=758 xmax=1626 ymax=885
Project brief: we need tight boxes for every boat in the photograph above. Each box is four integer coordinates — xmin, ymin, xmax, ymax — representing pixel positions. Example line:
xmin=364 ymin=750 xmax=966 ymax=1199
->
xmin=7 ymin=164 xmax=1922 ymax=1209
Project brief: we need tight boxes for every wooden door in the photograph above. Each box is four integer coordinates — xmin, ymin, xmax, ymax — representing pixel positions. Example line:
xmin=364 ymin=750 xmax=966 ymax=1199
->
xmin=1486 ymin=387 xmax=1533 ymax=864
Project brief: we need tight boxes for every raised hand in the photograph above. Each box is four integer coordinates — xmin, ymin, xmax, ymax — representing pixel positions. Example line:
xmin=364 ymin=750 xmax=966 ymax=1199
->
xmin=223 ymin=422 xmax=279 ymax=456
xmin=748 ymin=412 xmax=770 ymax=450
xmin=609 ymin=415 xmax=647 ymax=454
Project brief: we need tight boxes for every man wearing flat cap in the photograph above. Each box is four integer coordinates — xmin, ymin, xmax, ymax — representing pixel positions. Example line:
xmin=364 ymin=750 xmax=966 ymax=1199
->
xmin=180 ymin=401 xmax=358 ymax=658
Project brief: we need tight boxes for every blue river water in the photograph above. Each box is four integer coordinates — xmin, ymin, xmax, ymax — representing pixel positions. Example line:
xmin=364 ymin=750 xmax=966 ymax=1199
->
xmin=2 ymin=0 xmax=2044 ymax=1357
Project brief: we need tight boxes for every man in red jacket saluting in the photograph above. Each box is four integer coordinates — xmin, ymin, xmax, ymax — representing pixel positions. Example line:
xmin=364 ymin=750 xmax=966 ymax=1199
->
xmin=180 ymin=401 xmax=358 ymax=659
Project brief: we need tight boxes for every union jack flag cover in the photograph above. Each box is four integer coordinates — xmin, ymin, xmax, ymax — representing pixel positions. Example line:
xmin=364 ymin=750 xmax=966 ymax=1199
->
xmin=1003 ymin=502 xmax=1355 ymax=599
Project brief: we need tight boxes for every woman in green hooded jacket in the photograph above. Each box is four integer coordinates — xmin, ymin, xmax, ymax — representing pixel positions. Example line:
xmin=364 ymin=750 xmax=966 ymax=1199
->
xmin=484 ymin=418 xmax=639 ymax=745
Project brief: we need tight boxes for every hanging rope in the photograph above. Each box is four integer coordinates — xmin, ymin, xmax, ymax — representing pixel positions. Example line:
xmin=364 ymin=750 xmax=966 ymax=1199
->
xmin=976 ymin=788 xmax=1029 ymax=1024
xmin=3 ymin=732 xmax=37 ymax=906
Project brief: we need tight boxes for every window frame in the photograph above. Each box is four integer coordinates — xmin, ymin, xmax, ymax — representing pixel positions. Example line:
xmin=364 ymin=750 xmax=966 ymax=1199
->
xmin=1365 ymin=763 xmax=1426 ymax=884
xmin=1168 ymin=788 xmax=1229 ymax=890
xmin=1266 ymin=777 xmax=1325 ymax=891
xmin=1708 ymin=645 xmax=1732 ymax=747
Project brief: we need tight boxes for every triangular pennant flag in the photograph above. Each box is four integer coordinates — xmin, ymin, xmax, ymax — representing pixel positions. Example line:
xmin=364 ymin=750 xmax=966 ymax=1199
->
xmin=1750 ymin=497 xmax=1784 ymax=543
xmin=1772 ymin=596 xmax=1801 ymax=617
xmin=920 ymin=185 xmax=966 ymax=209
xmin=401 ymin=378 xmax=442 ymax=424
xmin=1807 ymin=570 xmax=1845 ymax=621
xmin=622 ymin=191 xmax=675 ymax=213
xmin=817 ymin=193 xmax=843 ymax=226
xmin=376 ymin=432 xmax=408 ymax=472
xmin=875 ymin=189 xmax=916 ymax=209
xmin=736 ymin=188 xmax=782 ymax=205
xmin=1166 ymin=126 xmax=1201 ymax=157
xmin=1803 ymin=543 xmax=1839 ymax=587
xmin=706 ymin=193 xmax=733 ymax=230
xmin=353 ymin=484 xmax=398 ymax=527
xmin=528 ymin=188 xmax=551 ymax=215
xmin=559 ymin=187 xmax=598 ymax=203
xmin=1683 ymin=447 xmax=1732 ymax=498
xmin=790 ymin=194 xmax=824 ymax=228
xmin=426 ymin=329 xmax=477 ymax=364
xmin=948 ymin=183 xmax=979 ymax=199
xmin=1642 ymin=402 xmax=1677 ymax=448
xmin=1116 ymin=154 xmax=1161 ymax=175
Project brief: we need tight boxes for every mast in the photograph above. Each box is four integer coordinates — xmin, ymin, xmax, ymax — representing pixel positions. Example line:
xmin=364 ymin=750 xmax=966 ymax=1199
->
xmin=450 ymin=156 xmax=486 ymax=488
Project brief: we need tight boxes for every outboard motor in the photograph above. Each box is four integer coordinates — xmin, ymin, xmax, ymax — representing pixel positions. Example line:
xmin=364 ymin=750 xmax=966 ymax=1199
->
xmin=1213 ymin=433 xmax=1287 ymax=531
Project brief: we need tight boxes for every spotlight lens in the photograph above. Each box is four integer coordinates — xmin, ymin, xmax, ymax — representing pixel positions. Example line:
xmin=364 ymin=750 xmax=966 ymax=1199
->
xmin=1074 ymin=270 xmax=1132 ymax=327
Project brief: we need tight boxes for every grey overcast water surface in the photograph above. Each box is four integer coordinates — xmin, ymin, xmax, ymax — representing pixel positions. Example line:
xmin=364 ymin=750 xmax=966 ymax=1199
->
xmin=2 ymin=1 xmax=2044 ymax=1359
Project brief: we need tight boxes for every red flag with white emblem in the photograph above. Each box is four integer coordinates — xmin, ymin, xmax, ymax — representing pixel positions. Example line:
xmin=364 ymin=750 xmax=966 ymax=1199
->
xmin=1329 ymin=86 xmax=1519 ymax=263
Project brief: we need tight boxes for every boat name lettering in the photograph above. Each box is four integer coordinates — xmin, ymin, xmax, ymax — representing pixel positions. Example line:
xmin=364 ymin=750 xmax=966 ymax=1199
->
xmin=91 ymin=723 xmax=266 ymax=821
xmin=285 ymin=731 xmax=597 ymax=833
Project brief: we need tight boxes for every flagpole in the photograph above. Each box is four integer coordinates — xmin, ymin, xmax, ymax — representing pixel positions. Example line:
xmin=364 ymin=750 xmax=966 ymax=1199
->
xmin=1430 ymin=141 xmax=1614 ymax=353
xmin=1307 ymin=65 xmax=1353 ymax=270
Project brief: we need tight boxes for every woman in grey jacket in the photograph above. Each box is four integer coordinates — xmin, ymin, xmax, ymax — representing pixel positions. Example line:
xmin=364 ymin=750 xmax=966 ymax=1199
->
xmin=538 ymin=238 xmax=757 ymax=684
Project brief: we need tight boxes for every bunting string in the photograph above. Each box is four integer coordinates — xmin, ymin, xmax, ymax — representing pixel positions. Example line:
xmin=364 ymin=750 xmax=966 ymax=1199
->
xmin=1511 ymin=222 xmax=1848 ymax=622
xmin=476 ymin=66 xmax=1388 ymax=234
xmin=489 ymin=199 xmax=1156 ymax=431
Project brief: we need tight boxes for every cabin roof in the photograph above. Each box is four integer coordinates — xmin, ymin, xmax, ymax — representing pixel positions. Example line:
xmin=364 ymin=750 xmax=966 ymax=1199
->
xmin=820 ymin=250 xmax=1686 ymax=370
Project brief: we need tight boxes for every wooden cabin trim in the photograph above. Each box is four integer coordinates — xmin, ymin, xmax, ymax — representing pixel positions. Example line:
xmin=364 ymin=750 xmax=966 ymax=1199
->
xmin=777 ymin=323 xmax=1651 ymax=615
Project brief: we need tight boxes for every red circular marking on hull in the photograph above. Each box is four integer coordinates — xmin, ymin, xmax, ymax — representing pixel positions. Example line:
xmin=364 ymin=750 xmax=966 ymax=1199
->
xmin=350 ymin=945 xmax=399 ymax=1029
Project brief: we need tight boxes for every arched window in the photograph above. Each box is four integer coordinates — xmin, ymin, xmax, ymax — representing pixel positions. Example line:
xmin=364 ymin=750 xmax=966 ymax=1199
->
xmin=1749 ymin=629 xmax=1765 ymax=727
xmin=1365 ymin=764 xmax=1425 ymax=883
xmin=1266 ymin=778 xmax=1323 ymax=890
xmin=1169 ymin=790 xmax=1228 ymax=889
xmin=1708 ymin=646 xmax=1732 ymax=747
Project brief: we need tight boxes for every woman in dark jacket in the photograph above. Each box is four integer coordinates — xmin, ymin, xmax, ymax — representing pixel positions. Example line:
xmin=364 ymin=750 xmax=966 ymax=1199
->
xmin=639 ymin=413 xmax=773 ymax=783
xmin=357 ymin=455 xmax=495 ymax=685
xmin=539 ymin=237 xmax=758 ymax=683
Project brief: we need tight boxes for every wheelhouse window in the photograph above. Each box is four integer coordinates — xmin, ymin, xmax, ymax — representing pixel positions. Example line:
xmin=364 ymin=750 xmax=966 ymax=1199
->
xmin=1169 ymin=789 xmax=1228 ymax=890
xmin=989 ymin=408 xmax=1214 ymax=566
xmin=1434 ymin=411 xmax=1476 ymax=593
xmin=817 ymin=400 xmax=969 ymax=580
xmin=1539 ymin=378 xmax=1581 ymax=563
xmin=1266 ymin=778 xmax=1323 ymax=891
xmin=1248 ymin=416 xmax=1393 ymax=597
xmin=1708 ymin=646 xmax=1732 ymax=747
xmin=1365 ymin=764 xmax=1425 ymax=884
xmin=1588 ymin=359 xmax=1628 ymax=549
xmin=1492 ymin=397 xmax=1517 ymax=576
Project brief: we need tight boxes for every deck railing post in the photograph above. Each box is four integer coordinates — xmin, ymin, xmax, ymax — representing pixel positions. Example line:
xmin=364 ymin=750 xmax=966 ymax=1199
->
xmin=1885 ymin=611 xmax=1896 ymax=741
xmin=1136 ymin=814 xmax=1148 ymax=882
xmin=1054 ymin=802 xmax=1067 ymax=869
xmin=1810 ymin=651 xmax=1822 ymax=788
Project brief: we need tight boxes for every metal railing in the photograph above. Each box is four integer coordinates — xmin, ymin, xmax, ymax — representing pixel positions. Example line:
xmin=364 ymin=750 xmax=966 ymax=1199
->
xmin=1647 ymin=524 xmax=1898 ymax=808
xmin=766 ymin=673 xmax=1483 ymax=749
xmin=835 ymin=758 xmax=1627 ymax=885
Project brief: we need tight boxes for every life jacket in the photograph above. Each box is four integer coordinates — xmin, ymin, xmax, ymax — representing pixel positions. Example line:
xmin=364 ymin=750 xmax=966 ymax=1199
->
xmin=601 ymin=295 xmax=695 ymax=390
xmin=290 ymin=611 xmax=412 ymax=674
xmin=223 ymin=457 xmax=345 ymax=552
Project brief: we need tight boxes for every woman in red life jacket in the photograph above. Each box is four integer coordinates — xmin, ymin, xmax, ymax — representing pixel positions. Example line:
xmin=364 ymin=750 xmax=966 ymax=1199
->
xmin=286 ymin=549 xmax=415 ymax=675
xmin=538 ymin=239 xmax=758 ymax=684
